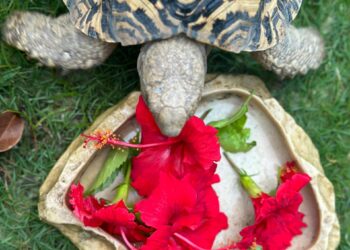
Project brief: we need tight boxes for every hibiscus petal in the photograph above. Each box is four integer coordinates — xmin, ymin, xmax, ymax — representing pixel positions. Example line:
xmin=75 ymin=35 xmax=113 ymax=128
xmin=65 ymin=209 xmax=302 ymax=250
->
xmin=131 ymin=146 xmax=172 ymax=196
xmin=280 ymin=161 xmax=298 ymax=182
xmin=173 ymin=213 xmax=203 ymax=231
xmin=93 ymin=200 xmax=135 ymax=227
xmin=132 ymin=98 xmax=221 ymax=197
xmin=94 ymin=201 xmax=153 ymax=242
xmin=69 ymin=183 xmax=104 ymax=227
xmin=237 ymin=172 xmax=310 ymax=250
xmin=136 ymin=172 xmax=227 ymax=249
xmin=180 ymin=212 xmax=228 ymax=249
xmin=140 ymin=226 xmax=181 ymax=250
xmin=277 ymin=173 xmax=311 ymax=195
xmin=236 ymin=225 xmax=256 ymax=249
xmin=135 ymin=172 xmax=198 ymax=229
xmin=136 ymin=96 xmax=166 ymax=143
xmin=179 ymin=116 xmax=221 ymax=170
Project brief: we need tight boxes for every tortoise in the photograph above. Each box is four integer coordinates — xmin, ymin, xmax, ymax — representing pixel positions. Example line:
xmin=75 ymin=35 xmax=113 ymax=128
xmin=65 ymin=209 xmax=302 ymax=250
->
xmin=2 ymin=0 xmax=324 ymax=136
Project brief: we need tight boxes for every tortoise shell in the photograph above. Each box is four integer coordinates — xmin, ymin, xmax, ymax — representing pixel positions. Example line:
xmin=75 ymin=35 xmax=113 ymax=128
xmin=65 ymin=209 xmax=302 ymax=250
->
xmin=63 ymin=0 xmax=302 ymax=53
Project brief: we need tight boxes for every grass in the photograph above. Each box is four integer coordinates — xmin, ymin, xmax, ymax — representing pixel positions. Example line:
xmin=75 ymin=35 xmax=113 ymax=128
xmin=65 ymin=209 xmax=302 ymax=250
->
xmin=0 ymin=0 xmax=349 ymax=249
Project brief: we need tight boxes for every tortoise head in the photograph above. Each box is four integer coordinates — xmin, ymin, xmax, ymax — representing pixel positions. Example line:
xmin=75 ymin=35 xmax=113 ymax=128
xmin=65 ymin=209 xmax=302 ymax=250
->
xmin=137 ymin=35 xmax=207 ymax=136
xmin=63 ymin=0 xmax=302 ymax=135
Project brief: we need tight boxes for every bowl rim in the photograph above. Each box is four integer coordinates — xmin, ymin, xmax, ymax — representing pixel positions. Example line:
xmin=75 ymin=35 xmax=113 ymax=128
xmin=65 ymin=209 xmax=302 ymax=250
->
xmin=38 ymin=74 xmax=340 ymax=250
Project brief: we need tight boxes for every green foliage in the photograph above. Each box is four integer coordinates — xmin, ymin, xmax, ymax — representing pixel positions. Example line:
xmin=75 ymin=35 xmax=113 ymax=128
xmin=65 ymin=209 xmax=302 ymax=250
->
xmin=209 ymin=94 xmax=252 ymax=128
xmin=210 ymin=94 xmax=256 ymax=153
xmin=217 ymin=115 xmax=256 ymax=153
xmin=224 ymin=153 xmax=262 ymax=198
xmin=85 ymin=148 xmax=129 ymax=195
xmin=112 ymin=161 xmax=132 ymax=203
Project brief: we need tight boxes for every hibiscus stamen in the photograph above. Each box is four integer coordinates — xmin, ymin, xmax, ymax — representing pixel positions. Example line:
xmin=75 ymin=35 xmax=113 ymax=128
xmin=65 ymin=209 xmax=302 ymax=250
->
xmin=174 ymin=233 xmax=209 ymax=250
xmin=281 ymin=161 xmax=297 ymax=175
xmin=82 ymin=131 xmax=179 ymax=149
xmin=120 ymin=228 xmax=138 ymax=250
xmin=174 ymin=233 xmax=234 ymax=250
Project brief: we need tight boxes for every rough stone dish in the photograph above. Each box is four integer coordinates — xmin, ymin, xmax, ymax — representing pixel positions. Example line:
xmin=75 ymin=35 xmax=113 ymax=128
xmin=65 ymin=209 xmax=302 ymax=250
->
xmin=38 ymin=74 xmax=340 ymax=250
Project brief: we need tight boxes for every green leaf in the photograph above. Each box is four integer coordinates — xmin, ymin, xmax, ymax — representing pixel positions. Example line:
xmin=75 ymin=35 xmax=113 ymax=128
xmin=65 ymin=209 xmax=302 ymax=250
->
xmin=85 ymin=148 xmax=129 ymax=195
xmin=224 ymin=152 xmax=262 ymax=198
xmin=209 ymin=94 xmax=252 ymax=129
xmin=218 ymin=114 xmax=256 ymax=153
xmin=210 ymin=93 xmax=256 ymax=153
xmin=240 ymin=173 xmax=262 ymax=198
xmin=113 ymin=183 xmax=129 ymax=203
xmin=87 ymin=165 xmax=124 ymax=196
xmin=112 ymin=161 xmax=132 ymax=203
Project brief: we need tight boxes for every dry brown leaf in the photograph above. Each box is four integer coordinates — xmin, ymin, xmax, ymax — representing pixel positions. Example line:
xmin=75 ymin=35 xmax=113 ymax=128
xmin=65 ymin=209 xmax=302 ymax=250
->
xmin=0 ymin=111 xmax=25 ymax=152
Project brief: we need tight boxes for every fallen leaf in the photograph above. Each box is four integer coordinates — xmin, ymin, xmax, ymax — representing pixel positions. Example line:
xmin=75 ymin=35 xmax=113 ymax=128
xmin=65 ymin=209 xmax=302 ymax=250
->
xmin=0 ymin=111 xmax=25 ymax=152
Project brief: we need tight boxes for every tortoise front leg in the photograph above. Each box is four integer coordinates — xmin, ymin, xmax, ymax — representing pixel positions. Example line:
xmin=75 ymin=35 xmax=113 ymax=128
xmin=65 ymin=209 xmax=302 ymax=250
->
xmin=2 ymin=12 xmax=116 ymax=70
xmin=138 ymin=36 xmax=207 ymax=136
xmin=253 ymin=25 xmax=324 ymax=79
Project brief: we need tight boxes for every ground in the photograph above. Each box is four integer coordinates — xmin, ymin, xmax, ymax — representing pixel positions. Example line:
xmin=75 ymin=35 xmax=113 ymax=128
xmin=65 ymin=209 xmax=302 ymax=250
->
xmin=0 ymin=1 xmax=349 ymax=249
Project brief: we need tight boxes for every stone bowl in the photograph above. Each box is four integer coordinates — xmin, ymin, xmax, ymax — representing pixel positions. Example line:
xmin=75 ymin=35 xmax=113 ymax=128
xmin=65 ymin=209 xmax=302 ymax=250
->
xmin=38 ymin=74 xmax=340 ymax=250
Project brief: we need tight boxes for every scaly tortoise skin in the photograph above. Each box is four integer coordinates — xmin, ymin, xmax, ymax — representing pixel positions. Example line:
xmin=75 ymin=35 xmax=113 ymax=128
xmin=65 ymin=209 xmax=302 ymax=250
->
xmin=2 ymin=0 xmax=324 ymax=136
xmin=64 ymin=0 xmax=302 ymax=52
xmin=2 ymin=12 xmax=116 ymax=70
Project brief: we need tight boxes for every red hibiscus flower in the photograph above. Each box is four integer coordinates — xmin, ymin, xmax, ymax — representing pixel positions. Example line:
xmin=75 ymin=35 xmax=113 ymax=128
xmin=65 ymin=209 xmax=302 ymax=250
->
xmin=131 ymin=97 xmax=221 ymax=196
xmin=234 ymin=164 xmax=311 ymax=250
xmin=135 ymin=172 xmax=228 ymax=249
xmin=94 ymin=201 xmax=151 ymax=242
xmin=280 ymin=161 xmax=298 ymax=183
xmin=69 ymin=183 xmax=150 ymax=242
xmin=69 ymin=183 xmax=105 ymax=227
xmin=81 ymin=97 xmax=221 ymax=197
